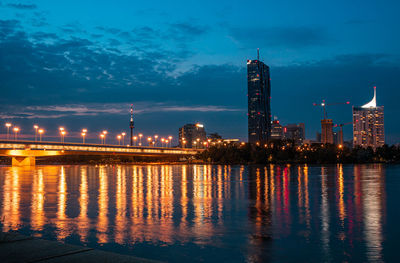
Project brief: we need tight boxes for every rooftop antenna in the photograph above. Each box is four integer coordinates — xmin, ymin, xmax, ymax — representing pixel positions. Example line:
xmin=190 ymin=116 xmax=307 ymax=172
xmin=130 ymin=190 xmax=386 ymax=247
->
xmin=257 ymin=48 xmax=260 ymax=60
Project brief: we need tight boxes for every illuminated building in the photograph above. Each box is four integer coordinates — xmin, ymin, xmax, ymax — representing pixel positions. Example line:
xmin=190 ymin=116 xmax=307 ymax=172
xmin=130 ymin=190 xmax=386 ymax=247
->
xmin=321 ymin=119 xmax=334 ymax=144
xmin=271 ymin=120 xmax=283 ymax=140
xmin=353 ymin=87 xmax=384 ymax=149
xmin=247 ymin=49 xmax=271 ymax=144
xmin=284 ymin=123 xmax=305 ymax=145
xmin=178 ymin=123 xmax=206 ymax=148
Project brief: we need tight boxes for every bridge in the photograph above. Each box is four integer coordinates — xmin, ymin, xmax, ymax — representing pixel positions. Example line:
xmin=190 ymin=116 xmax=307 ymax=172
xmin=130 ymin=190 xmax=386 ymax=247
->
xmin=0 ymin=140 xmax=202 ymax=166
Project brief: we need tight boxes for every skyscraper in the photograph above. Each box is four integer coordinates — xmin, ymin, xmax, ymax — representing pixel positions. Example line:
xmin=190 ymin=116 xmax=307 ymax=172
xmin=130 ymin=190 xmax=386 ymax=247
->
xmin=353 ymin=87 xmax=384 ymax=149
xmin=321 ymin=119 xmax=334 ymax=144
xmin=247 ymin=49 xmax=271 ymax=144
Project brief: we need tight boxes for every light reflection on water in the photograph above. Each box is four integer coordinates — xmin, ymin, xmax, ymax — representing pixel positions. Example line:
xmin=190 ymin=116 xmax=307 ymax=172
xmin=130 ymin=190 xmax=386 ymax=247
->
xmin=0 ymin=164 xmax=392 ymax=262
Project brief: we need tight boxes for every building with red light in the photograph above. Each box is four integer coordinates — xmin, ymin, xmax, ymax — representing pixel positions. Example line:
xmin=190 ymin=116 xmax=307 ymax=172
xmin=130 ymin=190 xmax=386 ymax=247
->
xmin=247 ymin=49 xmax=271 ymax=144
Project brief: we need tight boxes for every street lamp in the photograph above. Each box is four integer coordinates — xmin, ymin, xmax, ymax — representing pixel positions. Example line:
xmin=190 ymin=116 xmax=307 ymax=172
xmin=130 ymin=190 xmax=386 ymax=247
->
xmin=82 ymin=129 xmax=87 ymax=143
xmin=165 ymin=139 xmax=169 ymax=147
xmin=117 ymin=135 xmax=122 ymax=145
xmin=13 ymin=127 xmax=19 ymax=140
xmin=154 ymin=135 xmax=158 ymax=147
xmin=147 ymin=137 xmax=152 ymax=146
xmin=133 ymin=136 xmax=137 ymax=146
xmin=161 ymin=138 xmax=165 ymax=147
xmin=196 ymin=138 xmax=200 ymax=149
xmin=193 ymin=141 xmax=197 ymax=149
xmin=59 ymin=127 xmax=65 ymax=142
xmin=102 ymin=131 xmax=107 ymax=144
xmin=34 ymin=125 xmax=39 ymax=141
xmin=168 ymin=136 xmax=173 ymax=147
xmin=182 ymin=140 xmax=186 ymax=148
xmin=5 ymin=123 xmax=12 ymax=140
xmin=121 ymin=132 xmax=126 ymax=145
xmin=60 ymin=130 xmax=66 ymax=143
xmin=100 ymin=134 xmax=105 ymax=144
xmin=38 ymin=129 xmax=44 ymax=141
xmin=138 ymin=133 xmax=143 ymax=146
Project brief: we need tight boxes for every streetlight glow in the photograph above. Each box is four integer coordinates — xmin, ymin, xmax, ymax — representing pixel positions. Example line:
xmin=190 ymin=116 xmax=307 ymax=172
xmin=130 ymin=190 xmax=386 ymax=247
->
xmin=13 ymin=127 xmax=19 ymax=140
xmin=38 ymin=129 xmax=44 ymax=141
xmin=5 ymin=123 xmax=12 ymax=140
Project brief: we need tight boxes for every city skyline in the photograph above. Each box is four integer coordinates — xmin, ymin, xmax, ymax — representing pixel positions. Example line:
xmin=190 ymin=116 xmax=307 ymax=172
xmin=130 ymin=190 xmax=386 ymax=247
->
xmin=1 ymin=1 xmax=400 ymax=144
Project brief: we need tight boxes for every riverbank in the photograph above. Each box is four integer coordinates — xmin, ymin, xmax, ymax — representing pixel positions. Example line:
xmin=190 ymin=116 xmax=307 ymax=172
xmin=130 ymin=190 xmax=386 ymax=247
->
xmin=0 ymin=231 xmax=161 ymax=263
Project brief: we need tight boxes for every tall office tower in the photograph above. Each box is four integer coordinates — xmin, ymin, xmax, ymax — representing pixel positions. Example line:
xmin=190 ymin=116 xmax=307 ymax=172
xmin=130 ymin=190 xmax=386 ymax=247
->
xmin=353 ymin=87 xmax=385 ymax=149
xmin=247 ymin=49 xmax=271 ymax=144
xmin=284 ymin=123 xmax=306 ymax=145
xmin=179 ymin=123 xmax=207 ymax=148
xmin=271 ymin=119 xmax=283 ymax=140
xmin=321 ymin=119 xmax=334 ymax=144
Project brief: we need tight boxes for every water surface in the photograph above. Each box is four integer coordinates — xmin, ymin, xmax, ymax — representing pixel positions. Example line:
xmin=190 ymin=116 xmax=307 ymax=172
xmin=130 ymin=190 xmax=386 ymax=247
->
xmin=0 ymin=164 xmax=398 ymax=262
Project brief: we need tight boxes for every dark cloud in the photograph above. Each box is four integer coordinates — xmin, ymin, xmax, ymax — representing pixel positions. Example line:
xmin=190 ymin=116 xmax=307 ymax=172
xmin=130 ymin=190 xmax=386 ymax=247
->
xmin=7 ymin=3 xmax=37 ymax=10
xmin=229 ymin=26 xmax=329 ymax=49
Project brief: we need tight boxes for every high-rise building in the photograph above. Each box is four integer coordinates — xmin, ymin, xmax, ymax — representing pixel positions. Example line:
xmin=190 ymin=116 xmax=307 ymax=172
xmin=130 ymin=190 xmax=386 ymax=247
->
xmin=321 ymin=119 xmax=334 ymax=144
xmin=271 ymin=120 xmax=283 ymax=140
xmin=284 ymin=123 xmax=305 ymax=145
xmin=247 ymin=49 xmax=271 ymax=144
xmin=178 ymin=123 xmax=207 ymax=148
xmin=353 ymin=87 xmax=384 ymax=149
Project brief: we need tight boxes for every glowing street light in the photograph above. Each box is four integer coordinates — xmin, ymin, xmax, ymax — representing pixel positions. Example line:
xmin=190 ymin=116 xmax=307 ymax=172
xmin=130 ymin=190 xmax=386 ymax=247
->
xmin=182 ymin=140 xmax=186 ymax=148
xmin=165 ymin=139 xmax=169 ymax=147
xmin=60 ymin=130 xmax=66 ymax=143
xmin=38 ymin=129 xmax=44 ymax=141
xmin=161 ymin=138 xmax=165 ymax=147
xmin=102 ymin=130 xmax=107 ymax=144
xmin=81 ymin=129 xmax=87 ymax=144
xmin=121 ymin=132 xmax=126 ymax=145
xmin=13 ymin=127 xmax=19 ymax=140
xmin=33 ymin=125 xmax=39 ymax=141
xmin=100 ymin=134 xmax=105 ymax=144
xmin=5 ymin=123 xmax=12 ymax=140
xmin=117 ymin=135 xmax=122 ymax=145
xmin=147 ymin=137 xmax=152 ymax=146
xmin=168 ymin=136 xmax=172 ymax=147
xmin=133 ymin=136 xmax=137 ymax=146
xmin=138 ymin=133 xmax=143 ymax=146
xmin=154 ymin=135 xmax=158 ymax=147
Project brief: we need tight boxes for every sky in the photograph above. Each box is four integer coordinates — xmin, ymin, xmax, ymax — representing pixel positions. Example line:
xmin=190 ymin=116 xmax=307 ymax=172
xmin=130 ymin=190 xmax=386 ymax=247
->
xmin=0 ymin=0 xmax=399 ymax=144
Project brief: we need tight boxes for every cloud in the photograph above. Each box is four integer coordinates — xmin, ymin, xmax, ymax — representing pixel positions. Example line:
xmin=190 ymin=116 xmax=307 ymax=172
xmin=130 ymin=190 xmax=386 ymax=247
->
xmin=229 ymin=26 xmax=329 ymax=49
xmin=7 ymin=3 xmax=37 ymax=10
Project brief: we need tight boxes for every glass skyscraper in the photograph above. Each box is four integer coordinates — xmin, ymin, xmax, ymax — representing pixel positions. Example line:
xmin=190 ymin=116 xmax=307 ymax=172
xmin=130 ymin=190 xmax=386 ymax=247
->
xmin=247 ymin=50 xmax=271 ymax=144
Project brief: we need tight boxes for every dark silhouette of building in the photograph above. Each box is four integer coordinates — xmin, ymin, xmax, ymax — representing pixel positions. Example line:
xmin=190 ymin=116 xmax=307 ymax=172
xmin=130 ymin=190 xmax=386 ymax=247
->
xmin=353 ymin=87 xmax=384 ymax=149
xmin=247 ymin=49 xmax=271 ymax=144
xmin=321 ymin=119 xmax=334 ymax=144
xmin=271 ymin=119 xmax=283 ymax=140
xmin=284 ymin=123 xmax=305 ymax=145
xmin=178 ymin=123 xmax=207 ymax=148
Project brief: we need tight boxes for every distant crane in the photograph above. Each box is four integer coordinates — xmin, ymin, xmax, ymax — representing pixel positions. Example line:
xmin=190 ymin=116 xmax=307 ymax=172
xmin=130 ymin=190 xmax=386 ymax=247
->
xmin=334 ymin=122 xmax=353 ymax=145
xmin=313 ymin=100 xmax=350 ymax=119
xmin=313 ymin=100 xmax=351 ymax=144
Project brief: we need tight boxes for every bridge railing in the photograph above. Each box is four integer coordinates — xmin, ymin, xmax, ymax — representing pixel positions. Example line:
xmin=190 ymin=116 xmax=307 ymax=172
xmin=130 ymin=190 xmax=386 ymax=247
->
xmin=0 ymin=140 xmax=200 ymax=155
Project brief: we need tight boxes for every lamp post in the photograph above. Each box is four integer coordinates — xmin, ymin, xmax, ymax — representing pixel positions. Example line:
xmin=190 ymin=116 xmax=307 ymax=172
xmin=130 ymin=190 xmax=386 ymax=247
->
xmin=147 ymin=137 xmax=152 ymax=147
xmin=102 ymin=131 xmax=107 ymax=144
xmin=138 ymin=133 xmax=143 ymax=146
xmin=38 ymin=129 xmax=44 ymax=141
xmin=13 ymin=127 xmax=19 ymax=140
xmin=5 ymin=123 xmax=12 ymax=140
xmin=82 ymin=129 xmax=87 ymax=143
xmin=161 ymin=138 xmax=165 ymax=147
xmin=117 ymin=135 xmax=122 ymax=145
xmin=34 ymin=125 xmax=39 ymax=141
xmin=61 ymin=131 xmax=66 ymax=143
xmin=154 ymin=135 xmax=158 ymax=147
xmin=196 ymin=138 xmax=200 ymax=149
xmin=100 ymin=134 xmax=104 ymax=144
xmin=59 ymin=127 xmax=65 ymax=142
xmin=121 ymin=132 xmax=126 ymax=145
xmin=168 ymin=136 xmax=172 ymax=147
xmin=182 ymin=140 xmax=186 ymax=148
xmin=133 ymin=136 xmax=137 ymax=146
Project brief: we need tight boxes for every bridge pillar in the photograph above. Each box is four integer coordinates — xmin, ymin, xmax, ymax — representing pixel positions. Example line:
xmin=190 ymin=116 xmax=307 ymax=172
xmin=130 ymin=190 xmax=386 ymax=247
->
xmin=12 ymin=156 xmax=36 ymax=166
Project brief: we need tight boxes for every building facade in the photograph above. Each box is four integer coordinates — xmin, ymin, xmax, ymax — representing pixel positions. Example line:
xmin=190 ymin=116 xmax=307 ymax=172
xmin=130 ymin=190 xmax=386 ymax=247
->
xmin=271 ymin=120 xmax=283 ymax=140
xmin=321 ymin=119 xmax=334 ymax=144
xmin=247 ymin=50 xmax=271 ymax=144
xmin=353 ymin=87 xmax=384 ymax=149
xmin=178 ymin=123 xmax=207 ymax=148
xmin=284 ymin=123 xmax=305 ymax=145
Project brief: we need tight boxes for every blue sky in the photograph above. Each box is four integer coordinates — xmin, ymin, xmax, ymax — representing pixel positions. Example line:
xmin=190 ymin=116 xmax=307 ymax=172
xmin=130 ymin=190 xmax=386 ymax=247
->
xmin=0 ymin=0 xmax=399 ymax=144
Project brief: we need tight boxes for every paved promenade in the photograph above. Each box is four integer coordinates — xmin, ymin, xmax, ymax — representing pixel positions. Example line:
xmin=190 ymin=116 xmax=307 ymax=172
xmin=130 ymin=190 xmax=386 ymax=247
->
xmin=0 ymin=232 xmax=162 ymax=263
